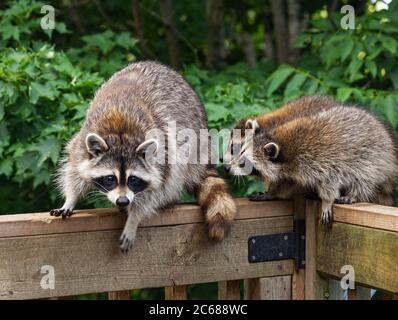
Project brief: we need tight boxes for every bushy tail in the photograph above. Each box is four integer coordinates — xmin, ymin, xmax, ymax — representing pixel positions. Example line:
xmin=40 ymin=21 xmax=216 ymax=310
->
xmin=196 ymin=169 xmax=237 ymax=241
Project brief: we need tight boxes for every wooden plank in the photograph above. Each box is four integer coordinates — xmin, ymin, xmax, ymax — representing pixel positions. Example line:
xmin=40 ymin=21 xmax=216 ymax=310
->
xmin=108 ymin=290 xmax=131 ymax=300
xmin=218 ymin=280 xmax=240 ymax=300
xmin=165 ymin=286 xmax=187 ymax=300
xmin=0 ymin=199 xmax=293 ymax=238
xmin=305 ymin=201 xmax=328 ymax=300
xmin=0 ymin=216 xmax=294 ymax=300
xmin=333 ymin=203 xmax=398 ymax=232
xmin=317 ymin=222 xmax=398 ymax=294
xmin=244 ymin=276 xmax=291 ymax=300
xmin=292 ymin=196 xmax=305 ymax=300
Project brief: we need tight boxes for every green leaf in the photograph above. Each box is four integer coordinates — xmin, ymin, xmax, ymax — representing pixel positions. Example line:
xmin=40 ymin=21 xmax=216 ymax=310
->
xmin=205 ymin=102 xmax=229 ymax=122
xmin=0 ymin=23 xmax=20 ymax=40
xmin=82 ymin=32 xmax=114 ymax=54
xmin=30 ymin=136 xmax=60 ymax=166
xmin=29 ymin=82 xmax=58 ymax=103
xmin=116 ymin=32 xmax=138 ymax=50
xmin=384 ymin=96 xmax=397 ymax=128
xmin=336 ymin=87 xmax=352 ymax=102
xmin=364 ymin=60 xmax=377 ymax=78
xmin=381 ymin=35 xmax=397 ymax=54
xmin=0 ymin=159 xmax=13 ymax=177
xmin=284 ymin=73 xmax=307 ymax=96
xmin=340 ymin=37 xmax=355 ymax=61
xmin=266 ymin=66 xmax=294 ymax=96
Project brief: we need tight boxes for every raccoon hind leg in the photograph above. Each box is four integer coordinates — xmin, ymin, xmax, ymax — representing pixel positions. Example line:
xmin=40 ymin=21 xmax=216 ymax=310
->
xmin=196 ymin=169 xmax=237 ymax=242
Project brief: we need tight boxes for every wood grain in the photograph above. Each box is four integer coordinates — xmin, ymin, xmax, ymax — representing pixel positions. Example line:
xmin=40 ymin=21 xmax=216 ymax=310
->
xmin=0 ymin=199 xmax=293 ymax=238
xmin=0 ymin=216 xmax=294 ymax=300
xmin=333 ymin=203 xmax=398 ymax=232
xmin=108 ymin=290 xmax=131 ymax=300
xmin=317 ymin=222 xmax=398 ymax=294
xmin=244 ymin=276 xmax=291 ymax=300
xmin=165 ymin=286 xmax=187 ymax=300
xmin=305 ymin=201 xmax=328 ymax=300
xmin=218 ymin=280 xmax=241 ymax=300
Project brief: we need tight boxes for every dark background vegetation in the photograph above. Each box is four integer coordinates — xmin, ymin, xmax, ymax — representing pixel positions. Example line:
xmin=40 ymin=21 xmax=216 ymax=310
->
xmin=1 ymin=0 xmax=397 ymax=299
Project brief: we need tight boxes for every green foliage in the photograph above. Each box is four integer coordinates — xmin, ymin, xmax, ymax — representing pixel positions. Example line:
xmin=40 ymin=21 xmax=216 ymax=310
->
xmin=2 ymin=0 xmax=398 ymax=213
xmin=66 ymin=30 xmax=140 ymax=78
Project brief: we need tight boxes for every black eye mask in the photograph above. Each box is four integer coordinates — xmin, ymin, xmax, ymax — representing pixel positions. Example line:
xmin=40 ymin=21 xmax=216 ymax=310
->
xmin=93 ymin=175 xmax=117 ymax=191
xmin=127 ymin=176 xmax=148 ymax=193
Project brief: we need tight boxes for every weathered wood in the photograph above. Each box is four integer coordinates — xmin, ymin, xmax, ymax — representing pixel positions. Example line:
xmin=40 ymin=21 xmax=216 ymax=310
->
xmin=0 ymin=199 xmax=293 ymax=238
xmin=108 ymin=290 xmax=131 ymax=300
xmin=317 ymin=222 xmax=398 ymax=294
xmin=333 ymin=203 xmax=398 ymax=232
xmin=218 ymin=280 xmax=240 ymax=300
xmin=305 ymin=201 xmax=328 ymax=300
xmin=0 ymin=216 xmax=294 ymax=300
xmin=165 ymin=286 xmax=187 ymax=300
xmin=244 ymin=276 xmax=291 ymax=300
xmin=292 ymin=196 xmax=305 ymax=300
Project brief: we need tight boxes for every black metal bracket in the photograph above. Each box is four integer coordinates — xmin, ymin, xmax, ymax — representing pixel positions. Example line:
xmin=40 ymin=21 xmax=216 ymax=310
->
xmin=248 ymin=219 xmax=305 ymax=270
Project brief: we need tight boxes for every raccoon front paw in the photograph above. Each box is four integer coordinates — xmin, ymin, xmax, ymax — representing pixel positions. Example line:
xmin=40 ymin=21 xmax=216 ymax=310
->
xmin=334 ymin=196 xmax=356 ymax=204
xmin=249 ymin=192 xmax=276 ymax=201
xmin=50 ymin=208 xmax=73 ymax=219
xmin=320 ymin=208 xmax=332 ymax=226
xmin=119 ymin=232 xmax=136 ymax=254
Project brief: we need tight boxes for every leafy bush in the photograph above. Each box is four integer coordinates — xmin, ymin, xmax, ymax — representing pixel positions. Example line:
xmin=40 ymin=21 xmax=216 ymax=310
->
xmin=2 ymin=0 xmax=398 ymax=214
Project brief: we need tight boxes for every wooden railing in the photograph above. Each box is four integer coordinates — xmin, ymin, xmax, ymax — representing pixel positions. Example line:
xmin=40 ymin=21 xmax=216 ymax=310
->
xmin=305 ymin=201 xmax=398 ymax=300
xmin=0 ymin=198 xmax=397 ymax=300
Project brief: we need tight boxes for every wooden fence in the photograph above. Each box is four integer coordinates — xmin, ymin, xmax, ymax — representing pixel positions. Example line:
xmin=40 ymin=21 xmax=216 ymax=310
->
xmin=0 ymin=198 xmax=397 ymax=300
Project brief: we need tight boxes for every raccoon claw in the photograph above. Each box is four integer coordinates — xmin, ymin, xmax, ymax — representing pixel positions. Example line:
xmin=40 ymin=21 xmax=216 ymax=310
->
xmin=50 ymin=208 xmax=73 ymax=219
xmin=249 ymin=192 xmax=275 ymax=201
xmin=335 ymin=196 xmax=356 ymax=204
xmin=119 ymin=232 xmax=136 ymax=254
xmin=320 ymin=209 xmax=332 ymax=226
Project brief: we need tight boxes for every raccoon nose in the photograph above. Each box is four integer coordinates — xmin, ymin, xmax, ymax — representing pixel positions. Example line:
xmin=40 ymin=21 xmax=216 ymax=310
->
xmin=224 ymin=165 xmax=231 ymax=172
xmin=239 ymin=162 xmax=245 ymax=168
xmin=116 ymin=196 xmax=130 ymax=207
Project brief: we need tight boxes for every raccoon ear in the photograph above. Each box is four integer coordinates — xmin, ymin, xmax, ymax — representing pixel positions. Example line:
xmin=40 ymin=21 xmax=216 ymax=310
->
xmin=264 ymin=142 xmax=279 ymax=159
xmin=86 ymin=133 xmax=108 ymax=157
xmin=136 ymin=139 xmax=158 ymax=158
xmin=245 ymin=119 xmax=260 ymax=133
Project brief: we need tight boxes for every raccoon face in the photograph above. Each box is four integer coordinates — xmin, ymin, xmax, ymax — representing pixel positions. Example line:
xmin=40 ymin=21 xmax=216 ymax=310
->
xmin=223 ymin=119 xmax=258 ymax=176
xmin=227 ymin=119 xmax=282 ymax=182
xmin=79 ymin=133 xmax=162 ymax=208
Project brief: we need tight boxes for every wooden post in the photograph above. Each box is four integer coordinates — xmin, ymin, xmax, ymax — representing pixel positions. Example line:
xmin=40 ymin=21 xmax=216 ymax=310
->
xmin=218 ymin=280 xmax=241 ymax=300
xmin=108 ymin=290 xmax=131 ymax=300
xmin=292 ymin=196 xmax=305 ymax=300
xmin=165 ymin=286 xmax=188 ymax=300
xmin=244 ymin=276 xmax=291 ymax=300
xmin=305 ymin=201 xmax=328 ymax=300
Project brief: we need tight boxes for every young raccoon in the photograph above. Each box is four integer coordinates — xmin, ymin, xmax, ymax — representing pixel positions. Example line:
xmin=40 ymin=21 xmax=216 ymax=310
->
xmin=51 ymin=61 xmax=236 ymax=253
xmin=223 ymin=96 xmax=336 ymax=199
xmin=226 ymin=97 xmax=397 ymax=224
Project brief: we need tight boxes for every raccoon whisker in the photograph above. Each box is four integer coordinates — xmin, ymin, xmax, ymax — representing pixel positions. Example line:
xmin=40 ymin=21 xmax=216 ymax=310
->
xmin=92 ymin=180 xmax=110 ymax=193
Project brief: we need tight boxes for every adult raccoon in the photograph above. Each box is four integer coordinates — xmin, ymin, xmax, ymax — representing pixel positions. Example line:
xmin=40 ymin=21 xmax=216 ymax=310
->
xmin=51 ymin=61 xmax=236 ymax=253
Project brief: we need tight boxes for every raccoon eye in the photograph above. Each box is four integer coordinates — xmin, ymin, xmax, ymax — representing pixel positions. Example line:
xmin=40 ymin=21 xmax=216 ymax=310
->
xmin=93 ymin=175 xmax=117 ymax=191
xmin=127 ymin=176 xmax=148 ymax=193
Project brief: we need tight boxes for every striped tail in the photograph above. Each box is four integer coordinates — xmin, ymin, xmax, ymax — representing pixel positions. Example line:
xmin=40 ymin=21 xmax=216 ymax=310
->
xmin=196 ymin=169 xmax=237 ymax=241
